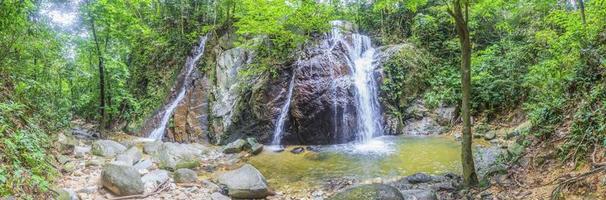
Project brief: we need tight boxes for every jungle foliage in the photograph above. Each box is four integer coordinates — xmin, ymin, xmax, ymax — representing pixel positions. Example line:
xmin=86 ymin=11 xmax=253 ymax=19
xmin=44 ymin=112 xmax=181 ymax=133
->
xmin=1 ymin=0 xmax=606 ymax=197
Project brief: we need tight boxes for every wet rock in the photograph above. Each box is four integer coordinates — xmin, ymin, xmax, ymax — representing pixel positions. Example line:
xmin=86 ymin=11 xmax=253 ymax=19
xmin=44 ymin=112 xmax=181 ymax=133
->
xmin=211 ymin=192 xmax=230 ymax=200
xmin=218 ymin=164 xmax=270 ymax=199
xmin=143 ymin=141 xmax=162 ymax=154
xmin=141 ymin=170 xmax=169 ymax=193
xmin=152 ymin=142 xmax=205 ymax=171
xmin=74 ymin=146 xmax=91 ymax=158
xmin=116 ymin=147 xmax=143 ymax=165
xmin=174 ymin=168 xmax=198 ymax=183
xmin=329 ymin=184 xmax=404 ymax=200
xmin=71 ymin=127 xmax=98 ymax=139
xmin=92 ymin=140 xmax=127 ymax=157
xmin=400 ymin=189 xmax=437 ymax=200
xmin=101 ymin=163 xmax=144 ymax=196
xmin=406 ymin=173 xmax=433 ymax=184
xmin=250 ymin=143 xmax=264 ymax=155
xmin=306 ymin=146 xmax=321 ymax=152
xmin=291 ymin=147 xmax=305 ymax=154
xmin=246 ymin=138 xmax=264 ymax=155
xmin=223 ymin=139 xmax=247 ymax=154
xmin=303 ymin=151 xmax=326 ymax=161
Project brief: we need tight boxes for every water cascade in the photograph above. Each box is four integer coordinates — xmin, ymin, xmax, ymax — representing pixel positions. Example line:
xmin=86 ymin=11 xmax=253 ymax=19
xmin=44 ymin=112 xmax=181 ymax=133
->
xmin=330 ymin=25 xmax=384 ymax=144
xmin=271 ymin=69 xmax=298 ymax=146
xmin=147 ymin=35 xmax=209 ymax=140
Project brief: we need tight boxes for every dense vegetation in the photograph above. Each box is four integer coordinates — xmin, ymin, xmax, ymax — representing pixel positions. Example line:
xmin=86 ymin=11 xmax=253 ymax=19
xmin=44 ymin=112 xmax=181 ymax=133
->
xmin=1 ymin=0 xmax=605 ymax=197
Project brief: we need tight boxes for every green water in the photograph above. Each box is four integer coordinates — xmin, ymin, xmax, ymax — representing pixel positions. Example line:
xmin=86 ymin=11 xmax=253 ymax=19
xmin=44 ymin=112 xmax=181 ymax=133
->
xmin=249 ymin=136 xmax=462 ymax=190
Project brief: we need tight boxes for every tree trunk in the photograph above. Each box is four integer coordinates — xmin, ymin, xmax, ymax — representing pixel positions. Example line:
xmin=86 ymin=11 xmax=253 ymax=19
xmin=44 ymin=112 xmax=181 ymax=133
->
xmin=449 ymin=0 xmax=479 ymax=187
xmin=90 ymin=11 xmax=107 ymax=132
xmin=578 ymin=0 xmax=586 ymax=25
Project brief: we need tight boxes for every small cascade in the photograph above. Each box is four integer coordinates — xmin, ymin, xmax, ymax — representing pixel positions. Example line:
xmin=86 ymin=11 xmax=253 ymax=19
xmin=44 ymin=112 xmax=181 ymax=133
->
xmin=147 ymin=35 xmax=209 ymax=140
xmin=271 ymin=69 xmax=298 ymax=146
xmin=331 ymin=24 xmax=384 ymax=144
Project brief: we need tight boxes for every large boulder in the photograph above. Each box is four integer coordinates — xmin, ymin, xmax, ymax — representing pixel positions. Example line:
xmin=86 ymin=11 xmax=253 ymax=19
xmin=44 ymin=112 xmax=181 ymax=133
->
xmin=400 ymin=189 xmax=438 ymax=200
xmin=141 ymin=170 xmax=170 ymax=193
xmin=152 ymin=142 xmax=205 ymax=171
xmin=329 ymin=184 xmax=404 ymax=200
xmin=222 ymin=139 xmax=247 ymax=154
xmin=174 ymin=168 xmax=198 ymax=183
xmin=92 ymin=140 xmax=127 ymax=157
xmin=116 ymin=147 xmax=143 ymax=165
xmin=101 ymin=163 xmax=144 ymax=196
xmin=218 ymin=164 xmax=271 ymax=199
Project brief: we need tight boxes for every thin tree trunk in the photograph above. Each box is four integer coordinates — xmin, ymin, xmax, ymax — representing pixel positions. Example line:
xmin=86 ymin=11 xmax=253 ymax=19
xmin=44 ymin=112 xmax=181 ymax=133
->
xmin=449 ymin=0 xmax=479 ymax=187
xmin=578 ymin=0 xmax=586 ymax=26
xmin=89 ymin=11 xmax=107 ymax=132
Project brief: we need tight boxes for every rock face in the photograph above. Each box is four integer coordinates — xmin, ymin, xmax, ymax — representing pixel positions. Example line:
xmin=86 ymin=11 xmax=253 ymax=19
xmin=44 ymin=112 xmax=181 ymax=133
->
xmin=92 ymin=140 xmax=127 ymax=157
xmin=167 ymin=72 xmax=210 ymax=143
xmin=218 ymin=164 xmax=270 ymax=199
xmin=101 ymin=163 xmax=144 ymax=196
xmin=329 ymin=184 xmax=404 ymax=200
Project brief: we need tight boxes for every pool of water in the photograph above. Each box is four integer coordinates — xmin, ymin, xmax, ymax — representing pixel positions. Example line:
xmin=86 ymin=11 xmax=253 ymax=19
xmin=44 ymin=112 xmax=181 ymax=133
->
xmin=248 ymin=135 xmax=463 ymax=190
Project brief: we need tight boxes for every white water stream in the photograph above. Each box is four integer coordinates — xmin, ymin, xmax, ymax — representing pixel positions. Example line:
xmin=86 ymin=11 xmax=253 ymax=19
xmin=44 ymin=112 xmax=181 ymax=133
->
xmin=271 ymin=22 xmax=384 ymax=147
xmin=148 ymin=36 xmax=208 ymax=140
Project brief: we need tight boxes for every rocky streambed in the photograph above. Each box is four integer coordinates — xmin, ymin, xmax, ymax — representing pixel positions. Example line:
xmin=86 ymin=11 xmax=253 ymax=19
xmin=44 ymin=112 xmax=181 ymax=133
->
xmin=53 ymin=129 xmax=507 ymax=200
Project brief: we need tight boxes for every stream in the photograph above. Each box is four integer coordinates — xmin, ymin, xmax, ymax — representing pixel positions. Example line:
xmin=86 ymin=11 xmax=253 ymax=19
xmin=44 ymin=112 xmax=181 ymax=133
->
xmin=250 ymin=135 xmax=463 ymax=191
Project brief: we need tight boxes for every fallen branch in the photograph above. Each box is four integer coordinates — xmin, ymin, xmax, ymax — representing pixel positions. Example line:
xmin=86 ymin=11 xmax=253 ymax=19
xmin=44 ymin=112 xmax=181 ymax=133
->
xmin=550 ymin=166 xmax=606 ymax=200
xmin=109 ymin=179 xmax=171 ymax=200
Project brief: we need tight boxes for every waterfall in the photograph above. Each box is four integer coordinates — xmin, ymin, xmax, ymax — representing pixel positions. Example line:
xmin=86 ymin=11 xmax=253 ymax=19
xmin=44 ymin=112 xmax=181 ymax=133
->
xmin=271 ymin=69 xmax=297 ymax=146
xmin=147 ymin=35 xmax=209 ymax=140
xmin=330 ymin=24 xmax=384 ymax=144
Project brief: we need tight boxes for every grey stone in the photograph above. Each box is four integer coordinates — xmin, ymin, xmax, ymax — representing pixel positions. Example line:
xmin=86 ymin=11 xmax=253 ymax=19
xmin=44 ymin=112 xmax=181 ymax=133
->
xmin=58 ymin=133 xmax=77 ymax=155
xmin=211 ymin=192 xmax=231 ymax=200
xmin=174 ymin=168 xmax=197 ymax=183
xmin=92 ymin=140 xmax=127 ymax=157
xmin=55 ymin=188 xmax=78 ymax=200
xmin=402 ymin=117 xmax=445 ymax=135
xmin=329 ymin=184 xmax=404 ymax=200
xmin=141 ymin=170 xmax=170 ymax=193
xmin=223 ymin=139 xmax=247 ymax=154
xmin=74 ymin=146 xmax=91 ymax=158
xmin=133 ymin=160 xmax=153 ymax=172
xmin=101 ymin=163 xmax=144 ymax=196
xmin=56 ymin=155 xmax=71 ymax=165
xmin=484 ymin=132 xmax=496 ymax=140
xmin=115 ymin=147 xmax=143 ymax=165
xmin=406 ymin=173 xmax=433 ymax=184
xmin=143 ymin=141 xmax=162 ymax=155
xmin=218 ymin=164 xmax=270 ymax=199
xmin=152 ymin=142 xmax=204 ymax=171
xmin=400 ymin=189 xmax=437 ymax=200
xmin=250 ymin=143 xmax=263 ymax=155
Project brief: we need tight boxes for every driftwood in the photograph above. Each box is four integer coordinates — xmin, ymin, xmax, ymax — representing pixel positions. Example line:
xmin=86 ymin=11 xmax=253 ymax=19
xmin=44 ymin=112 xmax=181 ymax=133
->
xmin=550 ymin=165 xmax=606 ymax=200
xmin=109 ymin=179 xmax=171 ymax=200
